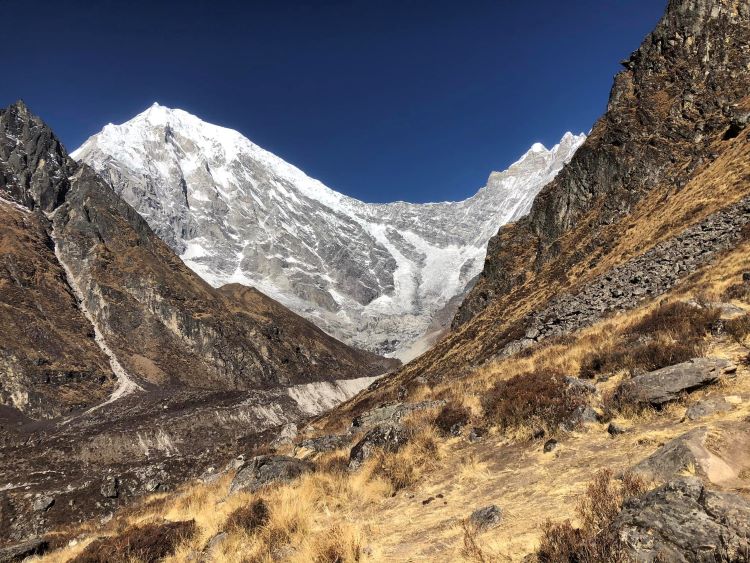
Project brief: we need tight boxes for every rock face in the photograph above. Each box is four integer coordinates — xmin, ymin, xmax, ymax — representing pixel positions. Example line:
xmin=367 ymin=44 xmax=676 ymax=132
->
xmin=615 ymin=358 xmax=736 ymax=407
xmin=632 ymin=428 xmax=712 ymax=483
xmin=0 ymin=101 xmax=396 ymax=542
xmin=72 ymin=107 xmax=584 ymax=357
xmin=616 ymin=477 xmax=750 ymax=562
xmin=349 ymin=425 xmax=409 ymax=469
xmin=229 ymin=455 xmax=314 ymax=494
xmin=457 ymin=0 xmax=750 ymax=327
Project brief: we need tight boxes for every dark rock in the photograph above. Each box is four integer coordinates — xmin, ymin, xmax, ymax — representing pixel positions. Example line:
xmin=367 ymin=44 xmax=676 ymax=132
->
xmin=742 ymin=272 xmax=750 ymax=284
xmin=296 ymin=434 xmax=350 ymax=455
xmin=532 ymin=428 xmax=546 ymax=440
xmin=543 ymin=439 xmax=558 ymax=453
xmin=0 ymin=538 xmax=49 ymax=562
xmin=632 ymin=427 xmax=708 ymax=483
xmin=468 ymin=427 xmax=487 ymax=442
xmin=615 ymin=358 xmax=736 ymax=407
xmin=468 ymin=505 xmax=503 ymax=530
xmin=229 ymin=455 xmax=314 ymax=494
xmin=32 ymin=495 xmax=54 ymax=512
xmin=607 ymin=422 xmax=627 ymax=436
xmin=561 ymin=405 xmax=599 ymax=431
xmin=616 ymin=477 xmax=750 ymax=562
xmin=351 ymin=400 xmax=444 ymax=430
xmin=100 ymin=476 xmax=119 ymax=498
xmin=349 ymin=425 xmax=409 ymax=469
xmin=684 ymin=396 xmax=733 ymax=421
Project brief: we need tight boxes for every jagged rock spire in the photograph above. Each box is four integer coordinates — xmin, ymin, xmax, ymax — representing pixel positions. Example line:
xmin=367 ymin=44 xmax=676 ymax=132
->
xmin=0 ymin=101 xmax=73 ymax=212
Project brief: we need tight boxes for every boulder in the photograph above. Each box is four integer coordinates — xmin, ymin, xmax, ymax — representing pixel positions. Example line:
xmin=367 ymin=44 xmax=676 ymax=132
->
xmin=608 ymin=422 xmax=628 ymax=436
xmin=351 ymin=400 xmax=444 ymax=430
xmin=348 ymin=425 xmax=409 ymax=469
xmin=631 ymin=427 xmax=723 ymax=484
xmin=616 ymin=477 xmax=750 ymax=562
xmin=615 ymin=358 xmax=736 ymax=407
xmin=229 ymin=455 xmax=314 ymax=494
xmin=32 ymin=495 xmax=54 ymax=512
xmin=684 ymin=396 xmax=734 ymax=421
xmin=0 ymin=539 xmax=48 ymax=562
xmin=543 ymin=439 xmax=558 ymax=453
xmin=296 ymin=434 xmax=350 ymax=456
xmin=100 ymin=476 xmax=119 ymax=498
xmin=468 ymin=505 xmax=503 ymax=531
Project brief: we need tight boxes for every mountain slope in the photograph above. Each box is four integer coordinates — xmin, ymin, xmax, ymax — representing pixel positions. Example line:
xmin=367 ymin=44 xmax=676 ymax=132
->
xmin=0 ymin=101 xmax=396 ymax=541
xmin=72 ymin=109 xmax=584 ymax=358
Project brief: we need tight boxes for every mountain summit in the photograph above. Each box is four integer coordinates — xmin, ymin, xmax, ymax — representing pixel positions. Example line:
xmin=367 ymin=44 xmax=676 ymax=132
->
xmin=73 ymin=108 xmax=584 ymax=358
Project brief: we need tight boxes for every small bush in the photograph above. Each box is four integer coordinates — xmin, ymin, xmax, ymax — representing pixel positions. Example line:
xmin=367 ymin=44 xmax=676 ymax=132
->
xmin=225 ymin=498 xmax=269 ymax=533
xmin=372 ymin=428 xmax=439 ymax=491
xmin=537 ymin=470 xmax=646 ymax=563
xmin=433 ymin=401 xmax=471 ymax=436
xmin=725 ymin=314 xmax=750 ymax=343
xmin=482 ymin=371 xmax=588 ymax=435
xmin=580 ymin=302 xmax=718 ymax=378
xmin=723 ymin=282 xmax=750 ymax=303
xmin=72 ymin=520 xmax=195 ymax=563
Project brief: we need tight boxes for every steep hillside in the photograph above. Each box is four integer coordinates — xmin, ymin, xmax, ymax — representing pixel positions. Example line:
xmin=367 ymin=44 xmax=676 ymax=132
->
xmin=72 ymin=108 xmax=584 ymax=358
xmin=0 ymin=102 xmax=396 ymax=542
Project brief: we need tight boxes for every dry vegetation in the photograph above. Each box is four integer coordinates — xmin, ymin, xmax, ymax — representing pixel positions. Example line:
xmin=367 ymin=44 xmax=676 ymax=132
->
xmin=35 ymin=237 xmax=750 ymax=560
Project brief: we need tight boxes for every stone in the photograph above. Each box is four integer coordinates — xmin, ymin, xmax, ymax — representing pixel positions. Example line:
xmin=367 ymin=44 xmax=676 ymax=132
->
xmin=616 ymin=477 xmax=750 ymax=562
xmin=560 ymin=405 xmax=599 ymax=431
xmin=742 ymin=272 xmax=750 ymax=283
xmin=468 ymin=427 xmax=487 ymax=442
xmin=32 ymin=495 xmax=54 ymax=512
xmin=543 ymin=439 xmax=558 ymax=453
xmin=204 ymin=532 xmax=228 ymax=555
xmin=684 ymin=396 xmax=733 ymax=421
xmin=632 ymin=427 xmax=712 ymax=483
xmin=296 ymin=434 xmax=350 ymax=456
xmin=349 ymin=425 xmax=410 ymax=469
xmin=351 ymin=401 xmax=444 ymax=430
xmin=468 ymin=505 xmax=503 ymax=531
xmin=607 ymin=422 xmax=627 ymax=436
xmin=0 ymin=539 xmax=49 ymax=562
xmin=615 ymin=358 xmax=736 ymax=407
xmin=229 ymin=455 xmax=314 ymax=494
xmin=100 ymin=476 xmax=119 ymax=498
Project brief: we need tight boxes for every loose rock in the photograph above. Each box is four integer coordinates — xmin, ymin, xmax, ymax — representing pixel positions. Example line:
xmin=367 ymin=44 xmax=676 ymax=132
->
xmin=615 ymin=358 xmax=736 ymax=407
xmin=468 ymin=505 xmax=503 ymax=530
xmin=229 ymin=455 xmax=314 ymax=494
xmin=349 ymin=425 xmax=409 ymax=469
xmin=543 ymin=439 xmax=558 ymax=453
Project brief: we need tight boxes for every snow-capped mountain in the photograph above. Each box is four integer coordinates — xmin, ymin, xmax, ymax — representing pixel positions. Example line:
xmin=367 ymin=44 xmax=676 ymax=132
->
xmin=72 ymin=104 xmax=584 ymax=359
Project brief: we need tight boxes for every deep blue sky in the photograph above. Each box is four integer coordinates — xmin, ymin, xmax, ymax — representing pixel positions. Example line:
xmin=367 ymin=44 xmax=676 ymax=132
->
xmin=2 ymin=0 xmax=665 ymax=203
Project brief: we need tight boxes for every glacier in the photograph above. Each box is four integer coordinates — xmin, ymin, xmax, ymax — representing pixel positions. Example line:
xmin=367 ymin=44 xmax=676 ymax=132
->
xmin=72 ymin=103 xmax=584 ymax=359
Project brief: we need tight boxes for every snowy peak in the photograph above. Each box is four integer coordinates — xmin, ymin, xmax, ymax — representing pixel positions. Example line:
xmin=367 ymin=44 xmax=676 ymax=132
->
xmin=73 ymin=105 xmax=584 ymax=358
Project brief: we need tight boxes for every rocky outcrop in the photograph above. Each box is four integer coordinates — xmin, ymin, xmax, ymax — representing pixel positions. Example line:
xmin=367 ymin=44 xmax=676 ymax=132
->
xmin=351 ymin=400 xmax=444 ymax=430
xmin=616 ymin=477 xmax=750 ymax=562
xmin=615 ymin=358 xmax=736 ymax=407
xmin=229 ymin=455 xmax=314 ymax=494
xmin=0 ymin=538 xmax=48 ymax=562
xmin=457 ymin=0 xmax=750 ymax=327
xmin=685 ymin=396 xmax=734 ymax=420
xmin=349 ymin=425 xmax=410 ymax=469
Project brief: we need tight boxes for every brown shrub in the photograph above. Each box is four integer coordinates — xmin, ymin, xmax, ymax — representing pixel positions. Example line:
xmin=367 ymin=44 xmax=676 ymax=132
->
xmin=723 ymin=282 xmax=750 ymax=302
xmin=725 ymin=314 xmax=750 ymax=343
xmin=71 ymin=520 xmax=195 ymax=563
xmin=482 ymin=371 xmax=587 ymax=435
xmin=225 ymin=498 xmax=269 ymax=533
xmin=433 ymin=401 xmax=471 ymax=436
xmin=580 ymin=302 xmax=718 ymax=378
xmin=537 ymin=470 xmax=646 ymax=563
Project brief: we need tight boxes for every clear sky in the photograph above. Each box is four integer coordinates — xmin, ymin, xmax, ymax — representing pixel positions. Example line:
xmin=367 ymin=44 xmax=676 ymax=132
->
xmin=2 ymin=0 xmax=665 ymax=203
